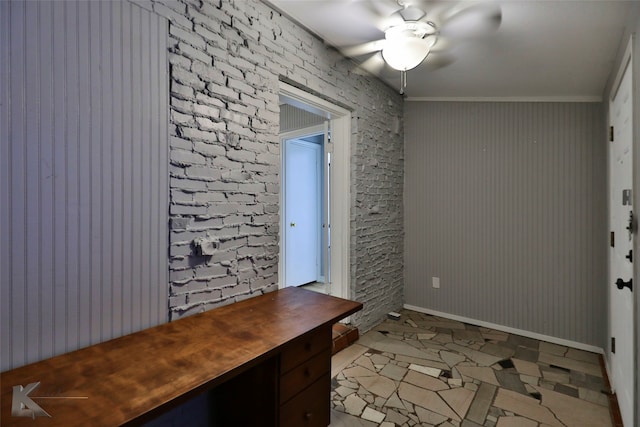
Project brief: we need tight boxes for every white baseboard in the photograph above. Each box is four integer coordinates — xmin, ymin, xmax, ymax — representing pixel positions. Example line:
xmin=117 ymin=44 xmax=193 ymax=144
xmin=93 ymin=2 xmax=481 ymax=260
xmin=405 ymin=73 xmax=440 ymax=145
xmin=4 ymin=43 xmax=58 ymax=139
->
xmin=403 ymin=304 xmax=605 ymax=355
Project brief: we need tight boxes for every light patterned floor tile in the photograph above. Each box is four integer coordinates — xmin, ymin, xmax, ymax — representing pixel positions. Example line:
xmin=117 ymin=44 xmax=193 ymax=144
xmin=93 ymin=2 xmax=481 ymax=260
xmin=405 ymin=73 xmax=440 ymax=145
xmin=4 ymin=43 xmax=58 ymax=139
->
xmin=398 ymin=382 xmax=461 ymax=421
xmin=578 ymin=387 xmax=609 ymax=407
xmin=344 ymin=393 xmax=367 ymax=416
xmin=538 ymin=352 xmax=602 ymax=377
xmin=441 ymin=350 xmax=467 ymax=367
xmin=446 ymin=343 xmax=503 ymax=366
xmin=361 ymin=406 xmax=386 ymax=423
xmin=496 ymin=416 xmax=538 ymax=427
xmin=539 ymin=341 xmax=568 ymax=356
xmin=408 ymin=363 xmax=442 ymax=377
xmin=415 ymin=405 xmax=449 ymax=424
xmin=493 ymin=388 xmax=563 ymax=427
xmin=331 ymin=409 xmax=378 ymax=427
xmin=535 ymin=385 xmax=613 ymax=427
xmin=358 ymin=332 xmax=442 ymax=360
xmin=331 ymin=309 xmax=613 ymax=427
xmin=404 ymin=369 xmax=449 ymax=391
xmin=566 ymin=347 xmax=601 ymax=364
xmin=356 ymin=374 xmax=397 ymax=399
xmin=439 ymin=387 xmax=475 ymax=419
xmin=342 ymin=365 xmax=378 ymax=378
xmin=457 ymin=365 xmax=500 ymax=386
xmin=512 ymin=358 xmax=542 ymax=377
xmin=379 ymin=363 xmax=407 ymax=381
xmin=332 ymin=343 xmax=369 ymax=378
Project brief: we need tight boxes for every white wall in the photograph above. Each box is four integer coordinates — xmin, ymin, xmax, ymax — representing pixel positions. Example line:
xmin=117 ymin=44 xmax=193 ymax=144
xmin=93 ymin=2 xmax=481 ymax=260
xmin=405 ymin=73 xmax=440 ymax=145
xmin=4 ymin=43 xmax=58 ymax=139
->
xmin=404 ymin=101 xmax=606 ymax=347
xmin=0 ymin=0 xmax=169 ymax=370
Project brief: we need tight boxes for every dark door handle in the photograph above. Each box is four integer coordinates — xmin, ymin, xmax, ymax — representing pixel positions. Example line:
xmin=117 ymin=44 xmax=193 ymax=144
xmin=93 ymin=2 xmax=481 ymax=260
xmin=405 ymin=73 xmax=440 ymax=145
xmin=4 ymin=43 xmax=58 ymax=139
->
xmin=626 ymin=250 xmax=633 ymax=262
xmin=627 ymin=211 xmax=636 ymax=239
xmin=616 ymin=278 xmax=633 ymax=291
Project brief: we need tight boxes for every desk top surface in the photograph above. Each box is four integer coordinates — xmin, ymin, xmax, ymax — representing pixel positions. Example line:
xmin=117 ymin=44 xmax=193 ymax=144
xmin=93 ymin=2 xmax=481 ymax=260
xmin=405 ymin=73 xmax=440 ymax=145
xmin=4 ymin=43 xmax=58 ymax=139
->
xmin=1 ymin=287 xmax=362 ymax=426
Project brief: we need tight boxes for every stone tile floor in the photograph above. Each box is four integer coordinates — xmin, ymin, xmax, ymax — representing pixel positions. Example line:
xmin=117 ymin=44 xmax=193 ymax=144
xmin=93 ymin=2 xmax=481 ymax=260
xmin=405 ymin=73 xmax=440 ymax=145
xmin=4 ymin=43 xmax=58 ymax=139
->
xmin=330 ymin=309 xmax=613 ymax=427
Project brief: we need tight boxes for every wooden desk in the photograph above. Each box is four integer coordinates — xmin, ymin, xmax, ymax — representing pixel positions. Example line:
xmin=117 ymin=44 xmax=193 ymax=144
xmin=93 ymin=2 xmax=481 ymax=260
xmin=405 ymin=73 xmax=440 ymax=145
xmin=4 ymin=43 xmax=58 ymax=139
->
xmin=0 ymin=287 xmax=362 ymax=426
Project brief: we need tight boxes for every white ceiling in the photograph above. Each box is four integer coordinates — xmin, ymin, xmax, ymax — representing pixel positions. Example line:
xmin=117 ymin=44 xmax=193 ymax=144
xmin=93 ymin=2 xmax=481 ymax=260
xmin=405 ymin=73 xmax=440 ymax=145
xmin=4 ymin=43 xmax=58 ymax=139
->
xmin=266 ymin=0 xmax=638 ymax=100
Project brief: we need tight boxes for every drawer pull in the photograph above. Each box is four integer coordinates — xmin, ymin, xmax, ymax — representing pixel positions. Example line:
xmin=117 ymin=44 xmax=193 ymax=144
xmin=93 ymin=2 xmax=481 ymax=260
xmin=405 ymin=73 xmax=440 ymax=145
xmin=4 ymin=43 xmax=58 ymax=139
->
xmin=304 ymin=412 xmax=313 ymax=420
xmin=304 ymin=367 xmax=311 ymax=377
xmin=304 ymin=342 xmax=312 ymax=351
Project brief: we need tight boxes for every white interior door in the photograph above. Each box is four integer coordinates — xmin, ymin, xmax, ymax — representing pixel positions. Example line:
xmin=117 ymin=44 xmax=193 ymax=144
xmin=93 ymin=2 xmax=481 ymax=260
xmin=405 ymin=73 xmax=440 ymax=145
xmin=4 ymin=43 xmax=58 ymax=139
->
xmin=284 ymin=139 xmax=322 ymax=287
xmin=279 ymin=82 xmax=352 ymax=301
xmin=609 ymin=57 xmax=635 ymax=427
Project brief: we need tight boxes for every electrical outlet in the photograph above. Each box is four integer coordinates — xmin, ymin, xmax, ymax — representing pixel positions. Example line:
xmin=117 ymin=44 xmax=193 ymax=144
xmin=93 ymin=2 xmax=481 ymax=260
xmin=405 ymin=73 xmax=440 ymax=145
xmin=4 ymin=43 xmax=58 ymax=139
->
xmin=432 ymin=277 xmax=440 ymax=289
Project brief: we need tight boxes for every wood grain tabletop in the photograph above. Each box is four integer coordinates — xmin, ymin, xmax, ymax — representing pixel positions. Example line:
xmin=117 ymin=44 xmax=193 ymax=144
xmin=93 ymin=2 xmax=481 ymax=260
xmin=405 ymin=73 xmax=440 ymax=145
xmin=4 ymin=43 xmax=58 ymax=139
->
xmin=1 ymin=287 xmax=362 ymax=426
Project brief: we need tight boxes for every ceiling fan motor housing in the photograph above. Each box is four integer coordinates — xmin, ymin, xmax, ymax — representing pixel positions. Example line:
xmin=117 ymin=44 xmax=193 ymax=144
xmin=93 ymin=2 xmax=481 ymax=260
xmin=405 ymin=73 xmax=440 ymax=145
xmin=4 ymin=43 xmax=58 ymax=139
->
xmin=383 ymin=21 xmax=438 ymax=71
xmin=385 ymin=21 xmax=437 ymax=39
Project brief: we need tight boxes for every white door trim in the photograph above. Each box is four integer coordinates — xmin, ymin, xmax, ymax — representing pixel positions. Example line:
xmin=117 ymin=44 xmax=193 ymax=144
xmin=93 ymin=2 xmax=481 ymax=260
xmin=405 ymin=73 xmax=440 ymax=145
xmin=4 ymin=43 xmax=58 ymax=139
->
xmin=278 ymin=82 xmax=352 ymax=300
xmin=611 ymin=38 xmax=633 ymax=100
xmin=607 ymin=34 xmax=636 ymax=427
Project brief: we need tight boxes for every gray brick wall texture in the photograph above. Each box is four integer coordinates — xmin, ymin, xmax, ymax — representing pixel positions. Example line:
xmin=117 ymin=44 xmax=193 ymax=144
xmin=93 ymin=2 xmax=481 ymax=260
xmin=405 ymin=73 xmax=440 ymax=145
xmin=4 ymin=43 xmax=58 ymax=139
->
xmin=140 ymin=0 xmax=404 ymax=332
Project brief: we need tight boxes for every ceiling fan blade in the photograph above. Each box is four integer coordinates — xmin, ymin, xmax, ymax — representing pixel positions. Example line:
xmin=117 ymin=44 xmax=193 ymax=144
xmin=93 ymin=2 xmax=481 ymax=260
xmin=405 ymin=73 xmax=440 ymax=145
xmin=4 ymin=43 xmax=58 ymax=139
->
xmin=365 ymin=0 xmax=405 ymax=18
xmin=362 ymin=0 xmax=405 ymax=31
xmin=439 ymin=2 xmax=502 ymax=39
xmin=414 ymin=1 xmax=452 ymax=27
xmin=429 ymin=36 xmax=455 ymax=53
xmin=422 ymin=51 xmax=457 ymax=71
xmin=357 ymin=52 xmax=388 ymax=76
xmin=378 ymin=10 xmax=407 ymax=31
xmin=340 ymin=39 xmax=386 ymax=58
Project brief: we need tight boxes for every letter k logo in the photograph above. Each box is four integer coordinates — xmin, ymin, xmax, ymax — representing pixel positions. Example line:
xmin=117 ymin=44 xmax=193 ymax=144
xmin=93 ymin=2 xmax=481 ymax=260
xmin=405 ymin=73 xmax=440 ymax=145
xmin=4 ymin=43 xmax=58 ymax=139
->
xmin=11 ymin=382 xmax=51 ymax=418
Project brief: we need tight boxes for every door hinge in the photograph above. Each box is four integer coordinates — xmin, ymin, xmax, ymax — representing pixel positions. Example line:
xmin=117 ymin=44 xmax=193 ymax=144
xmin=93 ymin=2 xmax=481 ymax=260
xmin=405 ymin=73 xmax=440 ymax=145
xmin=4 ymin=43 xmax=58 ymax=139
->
xmin=611 ymin=231 xmax=615 ymax=247
xmin=326 ymin=138 xmax=334 ymax=154
xmin=610 ymin=126 xmax=614 ymax=142
xmin=611 ymin=336 xmax=616 ymax=354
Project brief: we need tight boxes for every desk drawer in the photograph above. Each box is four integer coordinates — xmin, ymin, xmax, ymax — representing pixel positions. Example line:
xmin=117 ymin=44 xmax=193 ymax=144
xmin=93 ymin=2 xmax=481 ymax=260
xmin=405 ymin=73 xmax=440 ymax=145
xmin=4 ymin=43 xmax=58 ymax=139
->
xmin=280 ymin=349 xmax=330 ymax=404
xmin=280 ymin=326 xmax=331 ymax=373
xmin=279 ymin=374 xmax=330 ymax=427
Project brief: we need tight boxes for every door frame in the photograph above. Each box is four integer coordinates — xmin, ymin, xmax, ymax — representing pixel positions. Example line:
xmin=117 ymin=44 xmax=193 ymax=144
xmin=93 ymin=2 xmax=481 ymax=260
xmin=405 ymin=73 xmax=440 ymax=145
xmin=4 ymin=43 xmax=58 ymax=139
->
xmin=281 ymin=127 xmax=325 ymax=286
xmin=607 ymin=35 xmax=637 ymax=427
xmin=278 ymin=82 xmax=351 ymax=300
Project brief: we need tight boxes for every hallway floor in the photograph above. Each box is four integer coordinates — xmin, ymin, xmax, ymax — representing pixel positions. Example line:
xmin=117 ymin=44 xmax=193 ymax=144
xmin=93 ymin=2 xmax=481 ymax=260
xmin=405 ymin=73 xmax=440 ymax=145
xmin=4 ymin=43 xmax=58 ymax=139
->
xmin=330 ymin=309 xmax=614 ymax=427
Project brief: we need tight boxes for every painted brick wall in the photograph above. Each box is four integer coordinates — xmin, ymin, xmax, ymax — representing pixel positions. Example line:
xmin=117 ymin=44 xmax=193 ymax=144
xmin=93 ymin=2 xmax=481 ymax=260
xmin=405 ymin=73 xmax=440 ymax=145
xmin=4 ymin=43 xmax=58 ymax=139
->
xmin=135 ymin=0 xmax=404 ymax=331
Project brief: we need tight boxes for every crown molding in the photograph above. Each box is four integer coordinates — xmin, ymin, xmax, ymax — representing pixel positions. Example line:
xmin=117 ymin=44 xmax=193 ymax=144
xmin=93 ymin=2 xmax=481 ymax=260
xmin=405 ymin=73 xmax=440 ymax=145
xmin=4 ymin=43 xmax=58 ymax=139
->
xmin=405 ymin=96 xmax=602 ymax=103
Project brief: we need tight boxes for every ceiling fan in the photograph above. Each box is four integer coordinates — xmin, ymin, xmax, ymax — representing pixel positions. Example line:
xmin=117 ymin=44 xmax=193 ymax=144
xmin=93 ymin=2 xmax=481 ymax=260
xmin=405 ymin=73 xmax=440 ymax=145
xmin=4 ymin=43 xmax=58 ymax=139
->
xmin=339 ymin=0 xmax=502 ymax=94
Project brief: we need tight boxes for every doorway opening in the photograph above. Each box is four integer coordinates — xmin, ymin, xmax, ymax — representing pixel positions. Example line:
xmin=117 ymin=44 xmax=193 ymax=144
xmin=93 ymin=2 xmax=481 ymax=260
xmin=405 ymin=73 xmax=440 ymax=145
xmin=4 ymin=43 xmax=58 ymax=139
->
xmin=282 ymin=126 xmax=328 ymax=289
xmin=278 ymin=82 xmax=351 ymax=300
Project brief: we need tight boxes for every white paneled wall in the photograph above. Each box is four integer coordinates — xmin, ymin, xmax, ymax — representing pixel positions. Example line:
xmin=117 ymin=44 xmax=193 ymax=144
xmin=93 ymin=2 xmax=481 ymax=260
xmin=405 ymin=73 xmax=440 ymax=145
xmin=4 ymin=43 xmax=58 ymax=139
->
xmin=0 ymin=0 xmax=169 ymax=370
xmin=404 ymin=102 xmax=606 ymax=347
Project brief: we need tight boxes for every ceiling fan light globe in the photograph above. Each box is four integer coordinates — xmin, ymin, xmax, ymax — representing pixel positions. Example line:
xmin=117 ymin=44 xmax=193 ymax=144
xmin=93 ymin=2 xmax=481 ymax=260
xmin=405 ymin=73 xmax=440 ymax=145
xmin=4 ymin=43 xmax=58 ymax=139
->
xmin=382 ymin=36 xmax=433 ymax=71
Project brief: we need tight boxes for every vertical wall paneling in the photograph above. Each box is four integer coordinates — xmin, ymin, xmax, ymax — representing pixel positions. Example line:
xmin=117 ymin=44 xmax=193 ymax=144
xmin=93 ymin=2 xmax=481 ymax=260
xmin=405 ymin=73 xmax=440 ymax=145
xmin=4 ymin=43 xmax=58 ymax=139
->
xmin=121 ymin=3 xmax=134 ymax=337
xmin=158 ymin=13 xmax=169 ymax=323
xmin=0 ymin=1 xmax=169 ymax=371
xmin=404 ymin=102 xmax=606 ymax=347
xmin=280 ymin=104 xmax=326 ymax=133
xmin=39 ymin=0 xmax=54 ymax=360
xmin=100 ymin=0 xmax=113 ymax=341
xmin=110 ymin=0 xmax=123 ymax=338
xmin=0 ymin=0 xmax=13 ymax=367
xmin=131 ymin=4 xmax=142 ymax=331
xmin=8 ymin=0 xmax=28 ymax=367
